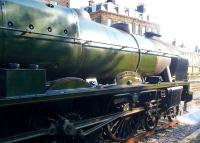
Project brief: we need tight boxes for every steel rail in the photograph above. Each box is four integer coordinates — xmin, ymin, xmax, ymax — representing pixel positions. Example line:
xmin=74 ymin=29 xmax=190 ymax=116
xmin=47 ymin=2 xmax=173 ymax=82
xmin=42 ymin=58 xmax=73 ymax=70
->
xmin=127 ymin=119 xmax=179 ymax=143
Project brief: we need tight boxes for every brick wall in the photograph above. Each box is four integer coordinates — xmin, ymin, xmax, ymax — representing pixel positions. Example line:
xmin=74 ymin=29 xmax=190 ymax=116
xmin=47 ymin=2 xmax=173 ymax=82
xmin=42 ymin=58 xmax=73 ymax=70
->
xmin=57 ymin=0 xmax=70 ymax=6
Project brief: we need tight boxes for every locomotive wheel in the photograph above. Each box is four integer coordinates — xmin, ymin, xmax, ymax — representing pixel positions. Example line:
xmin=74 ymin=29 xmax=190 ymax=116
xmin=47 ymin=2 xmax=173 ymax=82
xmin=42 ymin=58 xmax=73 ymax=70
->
xmin=28 ymin=98 xmax=104 ymax=143
xmin=28 ymin=102 xmax=86 ymax=143
xmin=167 ymin=106 xmax=179 ymax=122
xmin=143 ymin=111 xmax=158 ymax=131
xmin=106 ymin=114 xmax=140 ymax=141
xmin=105 ymin=100 xmax=141 ymax=142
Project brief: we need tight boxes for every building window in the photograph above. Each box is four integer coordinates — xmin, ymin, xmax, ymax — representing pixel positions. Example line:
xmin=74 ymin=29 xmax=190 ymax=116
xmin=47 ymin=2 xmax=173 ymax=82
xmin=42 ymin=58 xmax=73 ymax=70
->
xmin=115 ymin=7 xmax=119 ymax=13
xmin=135 ymin=25 xmax=139 ymax=35
xmin=107 ymin=19 xmax=112 ymax=26
xmin=129 ymin=23 xmax=132 ymax=33
xmin=142 ymin=26 xmax=145 ymax=35
xmin=125 ymin=9 xmax=129 ymax=16
xmin=102 ymin=4 xmax=107 ymax=11
xmin=132 ymin=23 xmax=135 ymax=33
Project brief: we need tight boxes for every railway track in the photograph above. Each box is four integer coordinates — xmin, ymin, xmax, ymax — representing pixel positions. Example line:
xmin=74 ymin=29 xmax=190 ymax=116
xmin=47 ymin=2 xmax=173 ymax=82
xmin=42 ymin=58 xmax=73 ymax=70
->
xmin=190 ymin=82 xmax=200 ymax=92
xmin=126 ymin=119 xmax=179 ymax=143
xmin=122 ymin=81 xmax=200 ymax=143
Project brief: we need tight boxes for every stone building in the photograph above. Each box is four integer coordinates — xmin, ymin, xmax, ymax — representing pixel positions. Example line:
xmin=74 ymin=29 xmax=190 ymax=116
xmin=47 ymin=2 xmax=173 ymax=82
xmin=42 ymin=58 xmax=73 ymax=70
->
xmin=85 ymin=0 xmax=160 ymax=36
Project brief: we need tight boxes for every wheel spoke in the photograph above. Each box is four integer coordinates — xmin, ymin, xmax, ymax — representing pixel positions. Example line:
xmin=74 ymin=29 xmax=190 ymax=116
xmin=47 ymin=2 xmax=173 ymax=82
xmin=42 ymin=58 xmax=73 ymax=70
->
xmin=107 ymin=114 xmax=140 ymax=141
xmin=106 ymin=101 xmax=141 ymax=141
xmin=110 ymin=120 xmax=120 ymax=132
xmin=143 ymin=112 xmax=158 ymax=131
xmin=113 ymin=119 xmax=123 ymax=135
xmin=122 ymin=121 xmax=128 ymax=138
xmin=127 ymin=120 xmax=132 ymax=134
xmin=118 ymin=119 xmax=125 ymax=137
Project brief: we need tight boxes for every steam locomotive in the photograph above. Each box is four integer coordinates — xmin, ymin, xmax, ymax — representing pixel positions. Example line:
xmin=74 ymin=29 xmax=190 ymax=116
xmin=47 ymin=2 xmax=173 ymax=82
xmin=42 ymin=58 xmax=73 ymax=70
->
xmin=0 ymin=0 xmax=192 ymax=142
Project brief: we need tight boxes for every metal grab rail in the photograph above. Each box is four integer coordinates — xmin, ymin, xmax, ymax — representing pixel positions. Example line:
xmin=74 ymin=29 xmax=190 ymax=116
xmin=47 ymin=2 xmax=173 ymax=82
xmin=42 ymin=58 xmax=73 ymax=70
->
xmin=0 ymin=26 xmax=178 ymax=58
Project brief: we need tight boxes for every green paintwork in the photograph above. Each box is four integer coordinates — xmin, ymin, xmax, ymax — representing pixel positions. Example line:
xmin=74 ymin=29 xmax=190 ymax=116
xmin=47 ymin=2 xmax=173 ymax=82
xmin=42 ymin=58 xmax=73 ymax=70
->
xmin=137 ymin=54 xmax=157 ymax=75
xmin=81 ymin=47 xmax=139 ymax=79
xmin=1 ymin=0 xmax=81 ymax=80
xmin=0 ymin=0 xmax=168 ymax=83
xmin=0 ymin=81 xmax=190 ymax=107
xmin=78 ymin=18 xmax=140 ymax=79
xmin=49 ymin=77 xmax=91 ymax=90
xmin=0 ymin=68 xmax=46 ymax=96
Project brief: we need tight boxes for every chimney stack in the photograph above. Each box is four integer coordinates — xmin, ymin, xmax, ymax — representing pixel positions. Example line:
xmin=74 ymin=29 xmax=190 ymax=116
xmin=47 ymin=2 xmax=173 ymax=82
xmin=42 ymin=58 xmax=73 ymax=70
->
xmin=172 ymin=39 xmax=176 ymax=46
xmin=107 ymin=0 xmax=116 ymax=4
xmin=195 ymin=45 xmax=198 ymax=53
xmin=88 ymin=0 xmax=94 ymax=6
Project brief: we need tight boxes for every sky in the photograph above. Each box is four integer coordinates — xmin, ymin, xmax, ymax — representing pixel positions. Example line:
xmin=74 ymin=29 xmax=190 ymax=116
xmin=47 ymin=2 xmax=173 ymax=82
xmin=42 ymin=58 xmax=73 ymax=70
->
xmin=70 ymin=0 xmax=200 ymax=50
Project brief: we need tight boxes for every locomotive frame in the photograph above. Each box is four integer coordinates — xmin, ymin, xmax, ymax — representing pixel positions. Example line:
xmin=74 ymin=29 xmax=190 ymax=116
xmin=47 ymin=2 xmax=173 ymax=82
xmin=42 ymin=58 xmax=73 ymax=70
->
xmin=0 ymin=0 xmax=193 ymax=142
xmin=0 ymin=79 xmax=191 ymax=142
